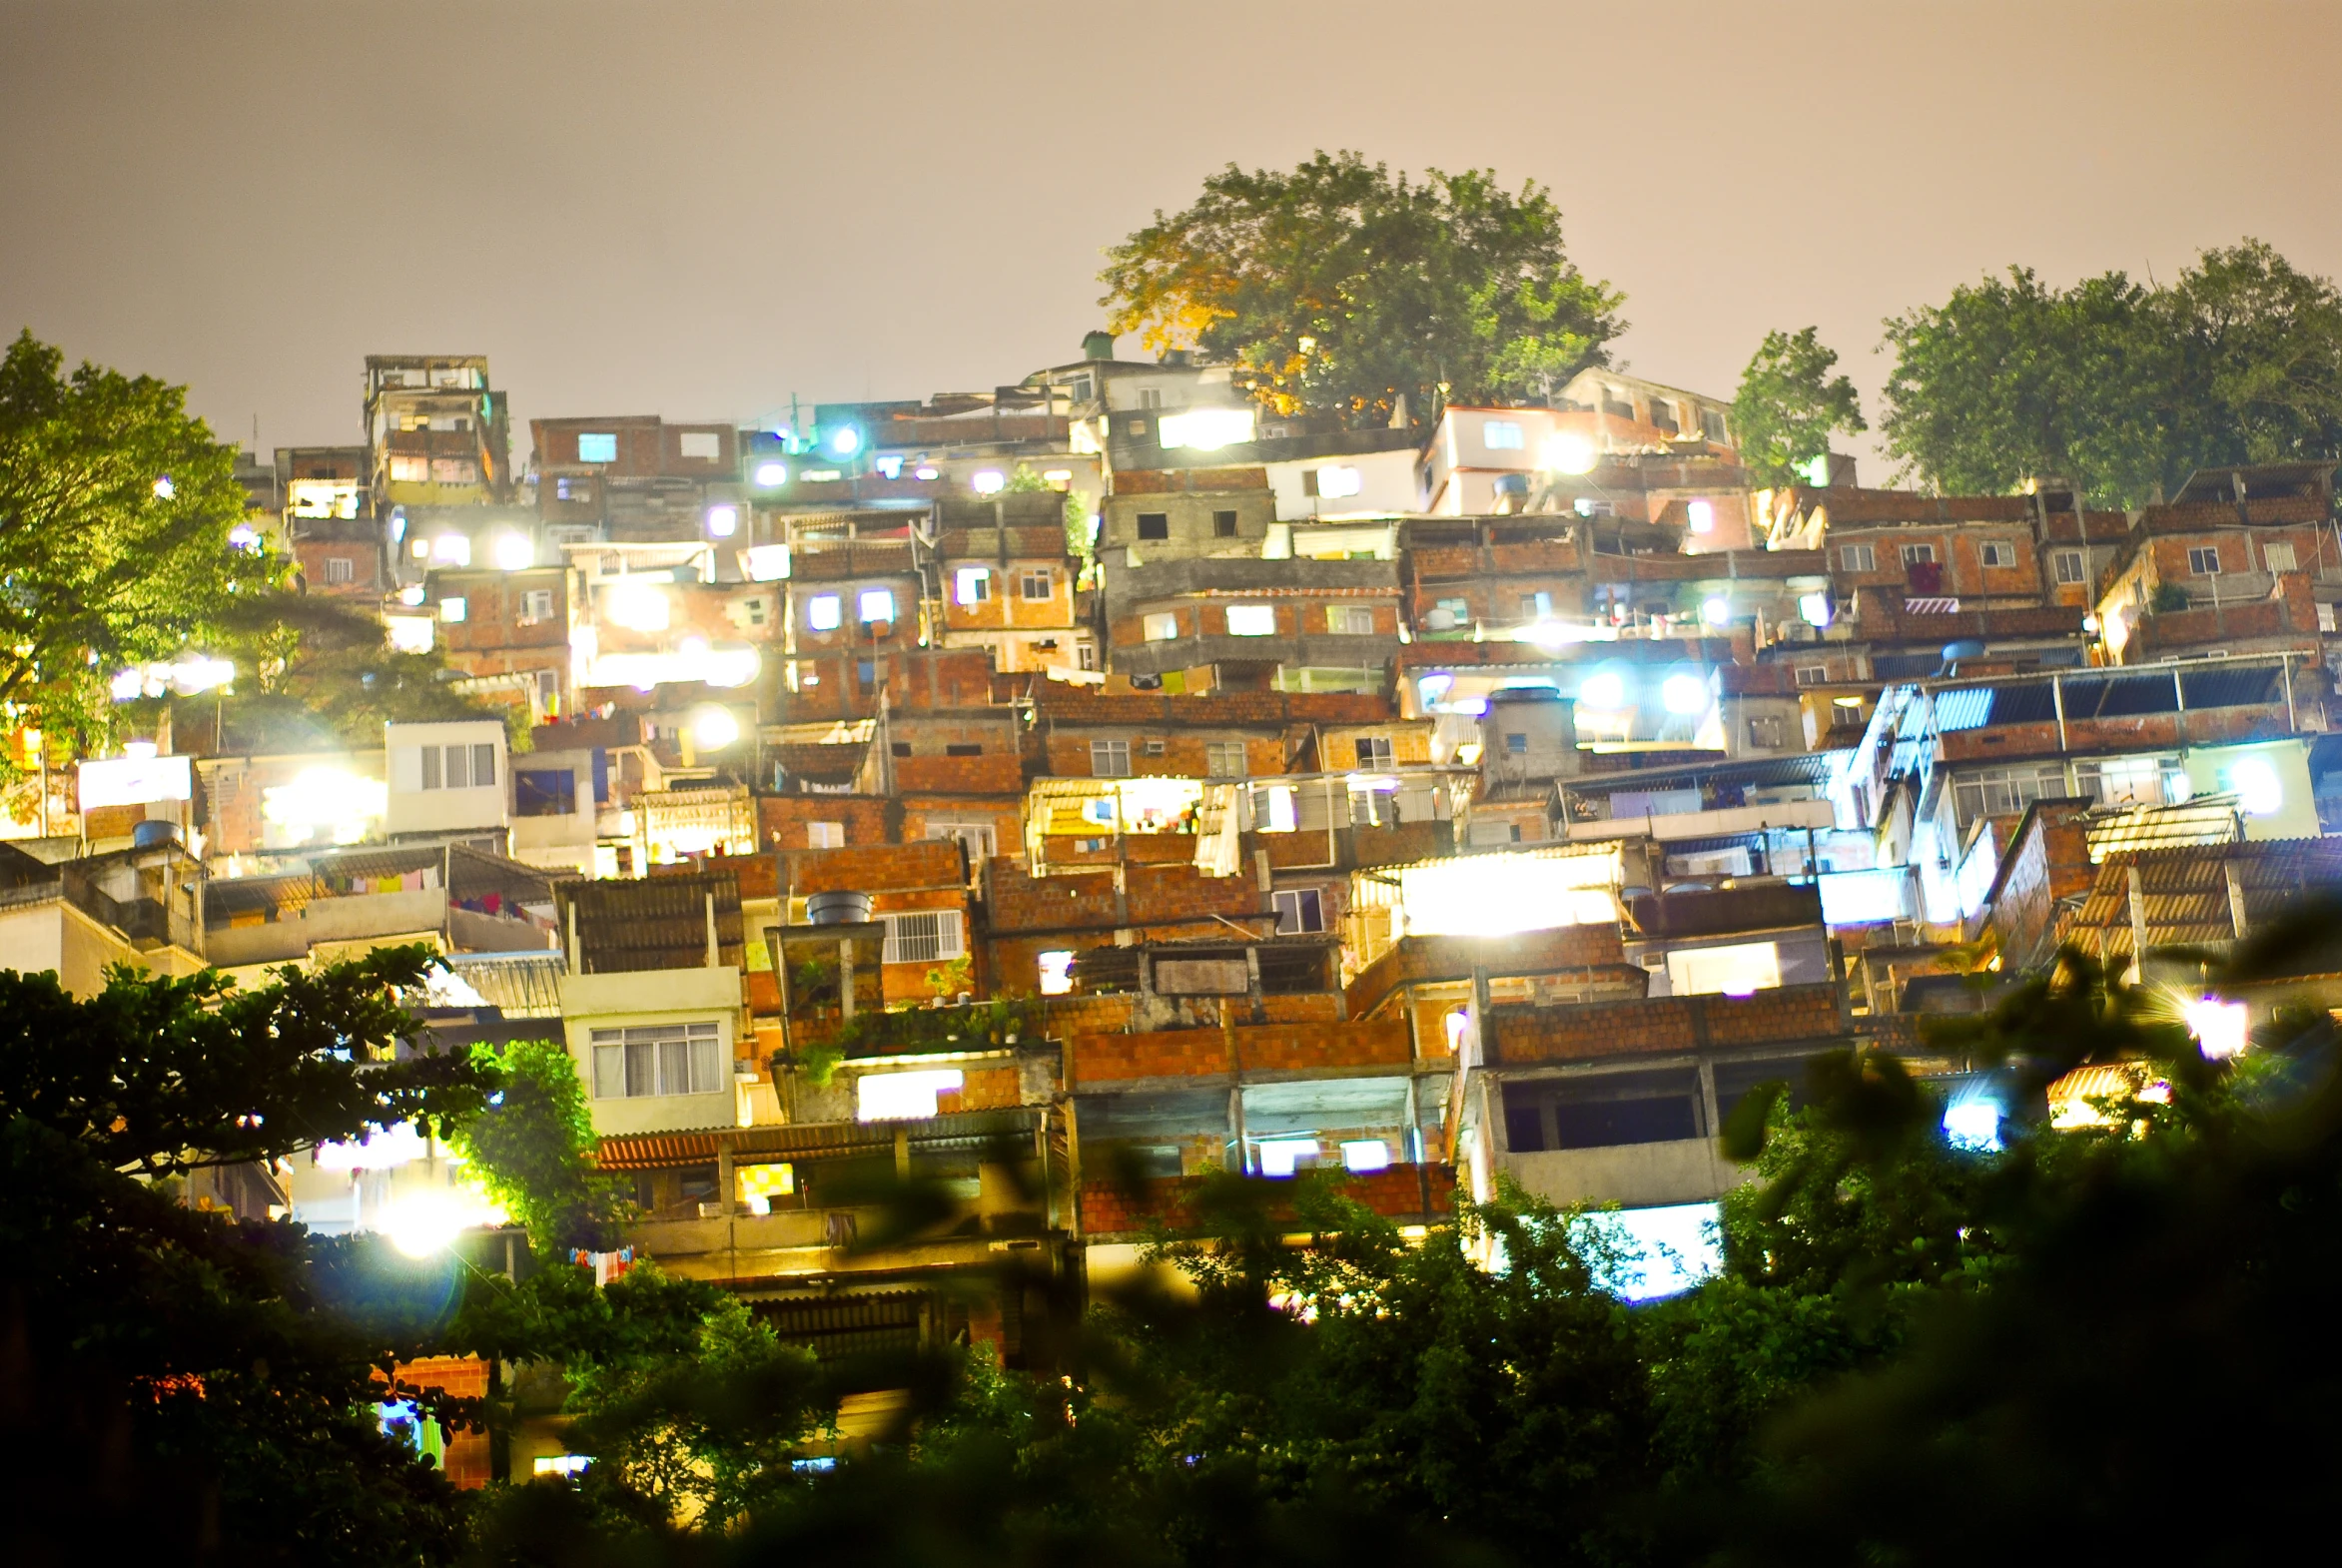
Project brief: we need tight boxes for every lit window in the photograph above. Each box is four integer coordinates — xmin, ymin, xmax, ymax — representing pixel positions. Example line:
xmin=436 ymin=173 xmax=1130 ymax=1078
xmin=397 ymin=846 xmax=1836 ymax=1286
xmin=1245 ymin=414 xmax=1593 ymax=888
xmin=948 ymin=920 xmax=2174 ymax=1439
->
xmin=678 ymin=430 xmax=720 ymax=459
xmin=1143 ymin=613 xmax=1178 ymax=641
xmin=956 ymin=567 xmax=991 ymax=605
xmin=388 ymin=455 xmax=428 ymax=483
xmin=1225 ymin=604 xmax=1276 ymax=636
xmin=807 ymin=594 xmax=841 ymax=630
xmin=1339 ymin=1140 xmax=1390 ymax=1174
xmin=1482 ymin=420 xmax=1525 ymax=450
xmin=590 ymin=1022 xmax=722 ymax=1099
xmin=439 ymin=597 xmax=466 ymax=622
xmin=806 ymin=822 xmax=843 ymax=849
xmin=859 ymin=588 xmax=895 ymax=623
xmin=2188 ymin=546 xmax=2222 ymax=575
xmin=577 ymin=432 xmax=617 ymax=462
xmin=1256 ymin=1139 xmax=1318 ymax=1177
xmin=1038 ymin=951 xmax=1076 ymax=996
xmin=1206 ymin=741 xmax=1247 ymax=779
xmin=856 ymin=1069 xmax=963 ymax=1122
xmin=1687 ymin=499 xmax=1714 ymax=534
xmin=1666 ymin=942 xmax=1781 ymax=998
xmin=881 ymin=910 xmax=966 ymax=965
xmin=533 ymin=1455 xmax=592 ymax=1478
xmin=323 ymin=556 xmax=355 ymax=584
xmin=2265 ymin=541 xmax=2297 ymax=572
xmin=1316 ymin=464 xmax=1363 ymax=498
xmin=1158 ymin=407 xmax=1255 ymax=449
xmin=432 ymin=534 xmax=470 ymax=565
xmin=1327 ymin=605 xmax=1375 ymax=635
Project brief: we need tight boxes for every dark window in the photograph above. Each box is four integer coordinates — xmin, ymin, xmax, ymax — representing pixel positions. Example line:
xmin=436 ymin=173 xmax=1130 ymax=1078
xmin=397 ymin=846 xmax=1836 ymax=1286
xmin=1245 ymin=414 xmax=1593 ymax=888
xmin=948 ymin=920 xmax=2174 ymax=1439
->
xmin=1551 ymin=1094 xmax=1697 ymax=1149
xmin=1137 ymin=512 xmax=1170 ymax=541
xmin=891 ymin=741 xmax=911 ymax=757
xmin=512 ymin=767 xmax=576 ymax=817
xmin=1273 ymin=888 xmax=1322 ymax=934
xmin=1505 ymin=1101 xmax=1547 ymax=1153
xmin=1212 ymin=509 xmax=1238 ymax=537
xmin=946 ymin=743 xmax=983 ymax=756
xmin=1512 ymin=1069 xmax=1704 ymax=1152
xmin=857 ymin=659 xmax=878 ymax=693
xmin=1505 ymin=733 xmax=1528 ymax=754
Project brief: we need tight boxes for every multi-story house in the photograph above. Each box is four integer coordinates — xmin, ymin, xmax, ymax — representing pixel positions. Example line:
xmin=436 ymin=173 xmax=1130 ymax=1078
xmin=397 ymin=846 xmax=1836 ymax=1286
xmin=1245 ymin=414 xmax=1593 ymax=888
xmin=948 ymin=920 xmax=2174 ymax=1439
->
xmin=364 ymin=356 xmax=511 ymax=519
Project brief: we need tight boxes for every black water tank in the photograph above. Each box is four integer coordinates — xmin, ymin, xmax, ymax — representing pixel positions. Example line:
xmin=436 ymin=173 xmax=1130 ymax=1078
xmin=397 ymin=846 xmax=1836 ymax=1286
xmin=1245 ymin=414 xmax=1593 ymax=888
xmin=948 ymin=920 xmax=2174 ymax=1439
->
xmin=131 ymin=820 xmax=180 ymax=849
xmin=806 ymin=890 xmax=872 ymax=926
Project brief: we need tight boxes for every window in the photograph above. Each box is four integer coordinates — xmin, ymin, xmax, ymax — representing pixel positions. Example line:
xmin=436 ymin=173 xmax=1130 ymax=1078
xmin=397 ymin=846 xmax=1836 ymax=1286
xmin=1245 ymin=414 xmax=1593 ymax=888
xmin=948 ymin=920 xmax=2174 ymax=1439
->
xmin=1687 ymin=499 xmax=1714 ymax=534
xmin=1339 ymin=1139 xmax=1390 ymax=1174
xmin=2265 ymin=541 xmax=2298 ymax=572
xmin=806 ymin=821 xmax=843 ymax=849
xmin=1795 ymin=665 xmax=1828 ymax=685
xmin=677 ymin=430 xmax=720 ymax=459
xmin=1091 ymin=739 xmax=1131 ymax=777
xmin=1143 ymin=612 xmax=1178 ymax=641
xmin=1647 ymin=399 xmax=1679 ymax=434
xmin=1273 ymin=888 xmax=1324 ymax=934
xmin=2053 ymin=549 xmax=2087 ymax=584
xmin=1138 ymin=388 xmax=1164 ymax=409
xmin=389 ymin=454 xmax=428 ymax=482
xmin=1840 ymin=543 xmax=1876 ymax=572
xmin=1328 ymin=605 xmax=1375 ymax=635
xmin=1354 ymin=735 xmax=1395 ymax=768
xmin=881 ymin=910 xmax=966 ymax=965
xmin=2188 ymin=546 xmax=2222 ymax=575
xmin=743 ymin=596 xmax=767 ymax=626
xmin=807 ymin=594 xmax=841 ymax=630
xmin=1037 ymin=951 xmax=1076 ymax=996
xmin=1952 ymin=763 xmax=2068 ymax=823
xmin=1482 ymin=419 xmax=1525 ymax=450
xmin=2322 ymin=604 xmax=2338 ymax=633
xmin=856 ymin=658 xmax=878 ymax=693
xmin=2073 ymin=756 xmax=2172 ymax=810
xmin=1431 ymin=596 xmax=1470 ymax=629
xmin=1212 ymin=509 xmax=1238 ymax=537
xmin=890 ymin=741 xmax=912 ymax=758
xmin=858 ymin=588 xmax=895 ymax=623
xmin=1979 ymin=541 xmax=2016 ymax=568
xmin=555 ymin=475 xmax=593 ymax=502
xmin=430 ymin=458 xmax=476 ymax=484
xmin=1505 ymin=732 xmax=1528 ymax=755
xmin=1136 ymin=512 xmax=1170 ymax=540
xmin=512 ymin=767 xmax=575 ymax=817
xmin=955 ymin=567 xmax=991 ymax=604
xmin=521 ymin=588 xmax=555 ymax=621
xmin=1747 ymin=716 xmax=1785 ymax=749
xmin=1225 ymin=604 xmax=1276 ymax=636
xmin=414 ymin=742 xmax=490 ymax=790
xmin=1205 ymin=741 xmax=1247 ymax=779
xmin=591 ymin=1021 xmax=722 ymax=1100
xmin=946 ymin=743 xmax=983 ymax=757
xmin=1701 ymin=408 xmax=1730 ymax=443
xmin=1020 ymin=568 xmax=1053 ymax=600
xmin=1504 ymin=1069 xmax=1701 ymax=1153
xmin=1668 ymin=942 xmax=1781 ymax=998
xmin=1517 ymin=591 xmax=1551 ymax=620
xmin=1316 ymin=464 xmax=1363 ymax=498
xmin=1140 ymin=738 xmax=1167 ymax=757
xmin=323 ymin=556 xmax=355 ymax=584
xmin=577 ymin=432 xmax=617 ymax=463
xmin=1900 ymin=543 xmax=1938 ymax=566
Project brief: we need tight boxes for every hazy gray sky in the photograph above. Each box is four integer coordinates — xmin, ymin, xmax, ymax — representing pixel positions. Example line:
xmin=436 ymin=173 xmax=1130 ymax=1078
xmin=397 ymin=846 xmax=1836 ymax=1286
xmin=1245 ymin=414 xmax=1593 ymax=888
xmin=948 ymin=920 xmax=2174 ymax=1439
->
xmin=6 ymin=0 xmax=2340 ymax=477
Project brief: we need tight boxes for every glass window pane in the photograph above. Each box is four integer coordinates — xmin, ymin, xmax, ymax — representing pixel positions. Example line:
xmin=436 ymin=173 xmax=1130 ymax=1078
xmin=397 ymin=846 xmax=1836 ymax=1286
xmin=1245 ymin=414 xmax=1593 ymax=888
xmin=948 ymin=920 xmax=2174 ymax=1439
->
xmin=691 ymin=1035 xmax=722 ymax=1096
xmin=626 ymin=1041 xmax=654 ymax=1098
xmin=594 ymin=1045 xmax=625 ymax=1099
xmin=659 ymin=1038 xmax=691 ymax=1096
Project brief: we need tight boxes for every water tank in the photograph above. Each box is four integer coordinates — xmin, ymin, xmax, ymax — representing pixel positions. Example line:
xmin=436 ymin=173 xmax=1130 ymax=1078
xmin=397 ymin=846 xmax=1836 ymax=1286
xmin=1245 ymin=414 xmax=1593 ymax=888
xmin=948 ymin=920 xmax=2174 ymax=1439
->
xmin=1082 ymin=330 xmax=1117 ymax=362
xmin=131 ymin=820 xmax=180 ymax=849
xmin=806 ymin=890 xmax=872 ymax=926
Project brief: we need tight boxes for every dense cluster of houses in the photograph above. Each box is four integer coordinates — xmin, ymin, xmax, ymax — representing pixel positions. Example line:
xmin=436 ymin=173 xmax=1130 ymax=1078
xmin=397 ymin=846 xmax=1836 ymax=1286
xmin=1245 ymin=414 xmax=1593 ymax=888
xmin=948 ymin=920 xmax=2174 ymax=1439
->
xmin=10 ymin=340 xmax=2342 ymax=1476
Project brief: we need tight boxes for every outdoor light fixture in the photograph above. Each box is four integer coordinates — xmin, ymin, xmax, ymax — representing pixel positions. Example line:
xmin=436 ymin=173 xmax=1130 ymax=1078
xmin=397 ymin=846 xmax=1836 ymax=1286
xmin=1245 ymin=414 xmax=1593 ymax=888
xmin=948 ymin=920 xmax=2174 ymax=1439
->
xmin=1687 ymin=499 xmax=1715 ymax=534
xmin=2224 ymin=756 xmax=2283 ymax=816
xmin=914 ymin=464 xmax=940 ymax=480
xmin=262 ymin=766 xmax=388 ymax=846
xmin=1661 ymin=673 xmax=1706 ymax=715
xmin=398 ymin=584 xmax=426 ymax=606
xmin=827 ymin=425 xmax=861 ymax=458
xmin=705 ymin=504 xmax=739 ymax=538
xmin=1579 ymin=671 xmax=1626 ymax=710
xmin=493 ymin=533 xmax=534 ymax=571
xmin=153 ymin=475 xmax=176 ymax=499
xmin=692 ymin=706 xmax=741 ymax=750
xmin=1799 ymin=592 xmax=1832 ymax=627
xmin=1942 ymin=1093 xmax=2003 ymax=1152
xmin=971 ymin=469 xmax=1006 ymax=494
xmin=1701 ymin=597 xmax=1730 ymax=625
xmin=605 ymin=577 xmax=670 ymax=632
xmin=432 ymin=534 xmax=471 ymax=566
xmin=1043 ymin=468 xmax=1073 ymax=484
xmin=754 ymin=460 xmax=787 ymax=486
xmin=1540 ymin=432 xmax=1598 ymax=475
xmin=875 ymin=455 xmax=903 ymax=478
xmin=228 ymin=524 xmax=262 ymax=552
xmin=1158 ymin=407 xmax=1255 ymax=450
xmin=2183 ymin=996 xmax=2249 ymax=1060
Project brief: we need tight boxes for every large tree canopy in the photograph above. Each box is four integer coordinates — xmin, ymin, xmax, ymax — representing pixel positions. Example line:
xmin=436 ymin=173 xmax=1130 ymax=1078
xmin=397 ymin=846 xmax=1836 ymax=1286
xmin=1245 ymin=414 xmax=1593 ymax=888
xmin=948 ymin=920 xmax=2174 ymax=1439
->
xmin=1880 ymin=239 xmax=2342 ymax=505
xmin=0 ymin=330 xmax=280 ymax=775
xmin=1100 ymin=152 xmax=1624 ymax=429
xmin=1731 ymin=327 xmax=1868 ymax=486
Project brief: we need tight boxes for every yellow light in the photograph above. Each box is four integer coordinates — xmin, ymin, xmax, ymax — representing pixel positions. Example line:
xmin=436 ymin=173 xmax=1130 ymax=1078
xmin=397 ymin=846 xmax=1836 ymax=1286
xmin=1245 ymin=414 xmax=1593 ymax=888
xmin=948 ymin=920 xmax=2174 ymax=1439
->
xmin=605 ymin=577 xmax=670 ymax=632
xmin=493 ymin=533 xmax=534 ymax=571
xmin=1540 ymin=432 xmax=1598 ymax=475
xmin=1394 ymin=849 xmax=1618 ymax=937
xmin=693 ymin=706 xmax=741 ymax=750
xmin=385 ymin=1180 xmax=505 ymax=1257
xmin=262 ymin=766 xmax=388 ymax=845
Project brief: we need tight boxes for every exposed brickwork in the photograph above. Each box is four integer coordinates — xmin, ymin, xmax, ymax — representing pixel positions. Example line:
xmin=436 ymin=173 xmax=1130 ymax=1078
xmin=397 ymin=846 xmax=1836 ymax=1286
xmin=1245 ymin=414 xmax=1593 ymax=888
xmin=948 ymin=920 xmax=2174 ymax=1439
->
xmin=1032 ymin=684 xmax=1393 ymax=727
xmin=392 ymin=1355 xmax=492 ymax=1490
xmin=1347 ymin=925 xmax=1629 ymax=1019
xmin=784 ymin=840 xmax=967 ymax=895
xmin=1110 ymin=466 xmax=1270 ymax=495
xmin=1078 ymin=1164 xmax=1456 ymax=1234
xmin=890 ymin=752 xmax=1026 ymax=794
xmin=1489 ymin=983 xmax=1843 ymax=1065
xmin=1072 ymin=1017 xmax=1408 ymax=1085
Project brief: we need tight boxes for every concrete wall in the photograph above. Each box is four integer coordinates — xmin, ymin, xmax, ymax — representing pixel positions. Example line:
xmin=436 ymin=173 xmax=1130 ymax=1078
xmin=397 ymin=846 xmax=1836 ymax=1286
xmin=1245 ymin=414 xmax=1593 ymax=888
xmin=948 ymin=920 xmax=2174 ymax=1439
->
xmin=387 ymin=720 xmax=510 ymax=836
xmin=1500 ymin=1140 xmax=1745 ymax=1208
xmin=206 ymin=887 xmax=447 ymax=968
xmin=559 ymin=966 xmax=742 ymax=1137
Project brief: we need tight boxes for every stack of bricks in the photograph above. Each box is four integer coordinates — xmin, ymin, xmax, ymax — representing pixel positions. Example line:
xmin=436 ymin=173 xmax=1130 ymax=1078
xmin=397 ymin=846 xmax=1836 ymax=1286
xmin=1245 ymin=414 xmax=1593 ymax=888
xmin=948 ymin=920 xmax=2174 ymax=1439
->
xmin=1491 ymin=983 xmax=1844 ymax=1066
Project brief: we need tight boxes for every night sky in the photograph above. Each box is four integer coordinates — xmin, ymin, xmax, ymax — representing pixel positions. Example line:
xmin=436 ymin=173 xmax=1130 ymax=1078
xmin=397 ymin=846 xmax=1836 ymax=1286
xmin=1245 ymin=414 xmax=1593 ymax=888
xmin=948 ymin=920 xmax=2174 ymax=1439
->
xmin=6 ymin=0 xmax=2339 ymax=476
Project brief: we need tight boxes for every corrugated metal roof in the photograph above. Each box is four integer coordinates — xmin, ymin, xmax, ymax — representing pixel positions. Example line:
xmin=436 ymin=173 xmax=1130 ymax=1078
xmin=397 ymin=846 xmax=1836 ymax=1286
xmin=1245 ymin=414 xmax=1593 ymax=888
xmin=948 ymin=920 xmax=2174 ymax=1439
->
xmin=442 ymin=951 xmax=565 ymax=1019
xmin=596 ymin=1107 xmax=1042 ymax=1171
xmin=1569 ymin=748 xmax=1849 ymax=799
xmin=2058 ymin=837 xmax=2342 ymax=966
xmin=557 ymin=872 xmax=744 ymax=975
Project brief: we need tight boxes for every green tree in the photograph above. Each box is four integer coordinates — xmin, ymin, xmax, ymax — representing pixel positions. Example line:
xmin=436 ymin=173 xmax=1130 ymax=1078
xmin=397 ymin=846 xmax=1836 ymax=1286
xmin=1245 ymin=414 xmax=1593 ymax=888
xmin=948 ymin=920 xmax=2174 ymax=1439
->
xmin=0 ymin=330 xmax=282 ymax=778
xmin=1730 ymin=327 xmax=1867 ymax=485
xmin=448 ymin=1038 xmax=631 ymax=1258
xmin=2164 ymin=238 xmax=2342 ymax=468
xmin=0 ymin=948 xmax=501 ymax=1565
xmin=1102 ymin=152 xmax=1623 ymax=428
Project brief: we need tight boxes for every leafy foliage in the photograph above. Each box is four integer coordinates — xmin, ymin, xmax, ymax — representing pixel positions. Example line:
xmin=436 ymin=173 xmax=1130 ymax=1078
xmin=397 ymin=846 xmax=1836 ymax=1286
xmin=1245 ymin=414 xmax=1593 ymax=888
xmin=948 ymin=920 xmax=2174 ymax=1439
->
xmin=1730 ymin=327 xmax=1867 ymax=485
xmin=1880 ymin=239 xmax=2342 ymax=504
xmin=1102 ymin=152 xmax=1623 ymax=428
xmin=448 ymin=1038 xmax=631 ymax=1257
xmin=0 ymin=329 xmax=282 ymax=779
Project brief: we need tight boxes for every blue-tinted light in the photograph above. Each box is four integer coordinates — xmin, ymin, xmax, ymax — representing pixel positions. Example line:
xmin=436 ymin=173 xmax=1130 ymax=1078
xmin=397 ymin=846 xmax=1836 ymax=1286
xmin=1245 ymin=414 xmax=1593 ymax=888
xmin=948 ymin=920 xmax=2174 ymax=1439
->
xmin=827 ymin=426 xmax=861 ymax=457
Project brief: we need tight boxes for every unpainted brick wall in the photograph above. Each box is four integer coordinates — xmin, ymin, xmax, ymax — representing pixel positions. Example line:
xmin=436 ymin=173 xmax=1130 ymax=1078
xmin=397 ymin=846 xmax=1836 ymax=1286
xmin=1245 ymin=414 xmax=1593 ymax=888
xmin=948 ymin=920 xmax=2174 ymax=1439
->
xmin=1490 ymin=983 xmax=1843 ymax=1065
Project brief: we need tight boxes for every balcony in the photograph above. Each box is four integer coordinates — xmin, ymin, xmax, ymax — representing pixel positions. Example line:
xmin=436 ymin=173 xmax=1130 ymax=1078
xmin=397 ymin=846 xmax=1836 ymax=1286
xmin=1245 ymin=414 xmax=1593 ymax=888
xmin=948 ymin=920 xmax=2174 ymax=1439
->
xmin=1077 ymin=1163 xmax=1456 ymax=1238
